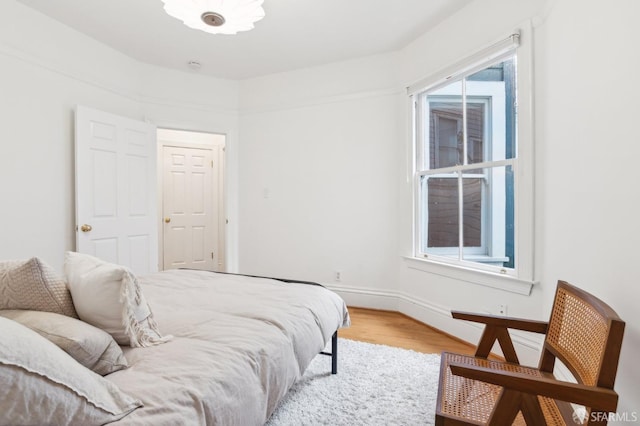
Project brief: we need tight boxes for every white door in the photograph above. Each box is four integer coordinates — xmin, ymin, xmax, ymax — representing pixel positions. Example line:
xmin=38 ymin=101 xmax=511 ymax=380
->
xmin=75 ymin=106 xmax=158 ymax=274
xmin=162 ymin=145 xmax=217 ymax=270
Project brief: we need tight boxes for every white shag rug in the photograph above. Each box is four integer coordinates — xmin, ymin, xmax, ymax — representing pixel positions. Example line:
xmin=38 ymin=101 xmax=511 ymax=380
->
xmin=266 ymin=338 xmax=441 ymax=426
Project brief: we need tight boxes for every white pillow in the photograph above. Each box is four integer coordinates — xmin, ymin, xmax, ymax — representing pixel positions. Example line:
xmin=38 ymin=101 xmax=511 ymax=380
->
xmin=64 ymin=251 xmax=171 ymax=347
xmin=0 ymin=316 xmax=141 ymax=425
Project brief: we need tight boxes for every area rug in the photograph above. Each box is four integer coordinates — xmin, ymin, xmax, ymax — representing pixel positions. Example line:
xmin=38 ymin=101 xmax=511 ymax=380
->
xmin=266 ymin=338 xmax=441 ymax=425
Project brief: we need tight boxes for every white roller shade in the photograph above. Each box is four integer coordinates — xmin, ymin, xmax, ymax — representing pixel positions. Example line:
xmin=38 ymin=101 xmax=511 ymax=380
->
xmin=406 ymin=32 xmax=520 ymax=96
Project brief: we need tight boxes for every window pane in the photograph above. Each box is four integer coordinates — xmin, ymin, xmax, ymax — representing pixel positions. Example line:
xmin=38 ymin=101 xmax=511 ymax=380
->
xmin=461 ymin=165 xmax=515 ymax=269
xmin=430 ymin=103 xmax=463 ymax=168
xmin=461 ymin=177 xmax=482 ymax=247
xmin=465 ymin=101 xmax=485 ymax=165
xmin=427 ymin=81 xmax=463 ymax=169
xmin=466 ymin=58 xmax=517 ymax=162
xmin=421 ymin=175 xmax=459 ymax=255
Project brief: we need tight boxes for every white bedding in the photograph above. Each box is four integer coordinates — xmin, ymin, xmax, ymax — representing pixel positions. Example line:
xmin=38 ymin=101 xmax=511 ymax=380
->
xmin=104 ymin=269 xmax=350 ymax=425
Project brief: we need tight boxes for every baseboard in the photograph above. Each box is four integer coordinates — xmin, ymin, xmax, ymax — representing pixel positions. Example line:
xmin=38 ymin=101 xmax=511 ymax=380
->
xmin=327 ymin=283 xmax=543 ymax=366
xmin=326 ymin=284 xmax=400 ymax=311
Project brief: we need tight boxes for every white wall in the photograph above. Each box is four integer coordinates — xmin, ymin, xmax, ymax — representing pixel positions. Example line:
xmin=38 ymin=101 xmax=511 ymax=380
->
xmin=0 ymin=1 xmax=141 ymax=270
xmin=533 ymin=0 xmax=640 ymax=418
xmin=0 ymin=0 xmax=240 ymax=271
xmin=238 ymin=54 xmax=403 ymax=304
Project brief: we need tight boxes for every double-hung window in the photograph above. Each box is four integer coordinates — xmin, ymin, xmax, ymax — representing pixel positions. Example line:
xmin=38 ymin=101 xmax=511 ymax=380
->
xmin=410 ymin=32 xmax=533 ymax=284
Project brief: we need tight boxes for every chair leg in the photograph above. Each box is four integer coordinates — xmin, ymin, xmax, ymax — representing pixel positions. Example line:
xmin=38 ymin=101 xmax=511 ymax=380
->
xmin=521 ymin=394 xmax=545 ymax=425
xmin=487 ymin=389 xmax=522 ymax=426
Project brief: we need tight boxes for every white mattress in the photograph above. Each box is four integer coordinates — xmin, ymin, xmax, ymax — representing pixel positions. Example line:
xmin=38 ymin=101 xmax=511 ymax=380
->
xmin=105 ymin=269 xmax=350 ymax=425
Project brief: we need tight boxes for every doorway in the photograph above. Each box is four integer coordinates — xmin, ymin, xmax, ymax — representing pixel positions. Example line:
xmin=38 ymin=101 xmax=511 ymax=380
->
xmin=157 ymin=129 xmax=226 ymax=271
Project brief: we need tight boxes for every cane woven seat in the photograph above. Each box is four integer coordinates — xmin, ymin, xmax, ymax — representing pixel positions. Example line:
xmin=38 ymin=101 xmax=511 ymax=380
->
xmin=438 ymin=353 xmax=566 ymax=425
xmin=435 ymin=280 xmax=625 ymax=426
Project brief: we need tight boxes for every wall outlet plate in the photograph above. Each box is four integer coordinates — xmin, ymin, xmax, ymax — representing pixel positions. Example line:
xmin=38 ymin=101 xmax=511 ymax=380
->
xmin=498 ymin=304 xmax=507 ymax=316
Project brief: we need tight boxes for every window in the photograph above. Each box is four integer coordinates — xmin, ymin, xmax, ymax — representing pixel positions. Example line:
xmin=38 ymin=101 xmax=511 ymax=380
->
xmin=411 ymin=33 xmax=532 ymax=282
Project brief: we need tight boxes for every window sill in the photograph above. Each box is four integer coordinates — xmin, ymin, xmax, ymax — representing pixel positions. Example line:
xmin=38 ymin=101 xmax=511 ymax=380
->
xmin=429 ymin=254 xmax=510 ymax=267
xmin=402 ymin=256 xmax=536 ymax=295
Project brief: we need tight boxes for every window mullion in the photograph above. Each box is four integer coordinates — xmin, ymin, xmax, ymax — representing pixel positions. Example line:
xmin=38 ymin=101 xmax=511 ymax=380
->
xmin=462 ymin=78 xmax=468 ymax=166
xmin=460 ymin=78 xmax=467 ymax=261
xmin=417 ymin=159 xmax=515 ymax=177
xmin=457 ymin=170 xmax=464 ymax=261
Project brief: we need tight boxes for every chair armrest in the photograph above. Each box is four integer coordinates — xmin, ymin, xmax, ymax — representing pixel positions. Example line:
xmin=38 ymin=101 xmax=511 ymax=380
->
xmin=452 ymin=311 xmax=548 ymax=334
xmin=451 ymin=311 xmax=548 ymax=363
xmin=448 ymin=362 xmax=618 ymax=412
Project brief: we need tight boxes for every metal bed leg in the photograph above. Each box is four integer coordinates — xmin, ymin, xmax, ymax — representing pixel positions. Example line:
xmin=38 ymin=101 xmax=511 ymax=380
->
xmin=331 ymin=331 xmax=337 ymax=374
xmin=320 ymin=331 xmax=338 ymax=374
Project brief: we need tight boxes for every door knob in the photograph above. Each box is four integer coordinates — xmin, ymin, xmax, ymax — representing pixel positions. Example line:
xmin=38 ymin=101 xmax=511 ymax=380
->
xmin=80 ymin=224 xmax=92 ymax=232
xmin=164 ymin=217 xmax=171 ymax=223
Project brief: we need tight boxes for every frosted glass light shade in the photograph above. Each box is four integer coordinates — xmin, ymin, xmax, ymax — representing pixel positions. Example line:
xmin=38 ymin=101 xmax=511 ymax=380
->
xmin=161 ymin=0 xmax=265 ymax=35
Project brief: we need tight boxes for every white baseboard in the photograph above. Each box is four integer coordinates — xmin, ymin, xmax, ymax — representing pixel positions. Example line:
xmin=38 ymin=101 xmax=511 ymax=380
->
xmin=327 ymin=284 xmax=543 ymax=366
xmin=326 ymin=284 xmax=400 ymax=311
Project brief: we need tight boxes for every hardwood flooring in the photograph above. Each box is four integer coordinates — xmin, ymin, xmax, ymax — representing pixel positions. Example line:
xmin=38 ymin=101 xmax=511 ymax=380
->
xmin=339 ymin=307 xmax=478 ymax=355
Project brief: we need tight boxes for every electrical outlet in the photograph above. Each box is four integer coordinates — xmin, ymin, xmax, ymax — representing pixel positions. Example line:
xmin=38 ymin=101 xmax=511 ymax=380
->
xmin=498 ymin=304 xmax=507 ymax=316
xmin=335 ymin=271 xmax=341 ymax=282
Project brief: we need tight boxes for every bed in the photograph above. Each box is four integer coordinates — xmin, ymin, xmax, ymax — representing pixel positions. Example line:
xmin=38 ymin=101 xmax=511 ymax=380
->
xmin=0 ymin=256 xmax=350 ymax=426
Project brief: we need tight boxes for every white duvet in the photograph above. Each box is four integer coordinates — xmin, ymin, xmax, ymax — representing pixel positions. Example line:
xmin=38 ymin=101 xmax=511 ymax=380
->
xmin=105 ymin=269 xmax=350 ymax=425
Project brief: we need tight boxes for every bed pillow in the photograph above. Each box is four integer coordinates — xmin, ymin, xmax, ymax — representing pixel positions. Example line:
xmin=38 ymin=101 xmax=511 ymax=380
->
xmin=0 ymin=257 xmax=78 ymax=318
xmin=0 ymin=310 xmax=128 ymax=376
xmin=64 ymin=251 xmax=171 ymax=347
xmin=0 ymin=316 xmax=141 ymax=425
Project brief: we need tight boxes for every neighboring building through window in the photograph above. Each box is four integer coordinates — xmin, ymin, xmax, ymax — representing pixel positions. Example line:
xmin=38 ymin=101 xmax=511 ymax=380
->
xmin=413 ymin=51 xmax=522 ymax=275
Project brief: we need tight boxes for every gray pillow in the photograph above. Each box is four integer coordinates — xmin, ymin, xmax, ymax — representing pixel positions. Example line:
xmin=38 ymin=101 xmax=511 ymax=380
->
xmin=0 ymin=257 xmax=78 ymax=318
xmin=0 ymin=316 xmax=141 ymax=425
xmin=0 ymin=310 xmax=128 ymax=375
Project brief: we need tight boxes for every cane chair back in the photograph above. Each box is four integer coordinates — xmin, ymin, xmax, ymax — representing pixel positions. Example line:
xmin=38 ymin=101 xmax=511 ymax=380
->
xmin=540 ymin=281 xmax=624 ymax=389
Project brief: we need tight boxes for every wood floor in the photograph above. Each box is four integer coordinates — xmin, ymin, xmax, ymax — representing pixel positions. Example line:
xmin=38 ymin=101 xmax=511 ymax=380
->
xmin=339 ymin=307 xmax=478 ymax=355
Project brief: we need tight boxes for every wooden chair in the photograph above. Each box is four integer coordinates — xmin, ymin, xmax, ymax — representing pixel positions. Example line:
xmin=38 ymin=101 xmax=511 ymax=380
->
xmin=435 ymin=280 xmax=625 ymax=425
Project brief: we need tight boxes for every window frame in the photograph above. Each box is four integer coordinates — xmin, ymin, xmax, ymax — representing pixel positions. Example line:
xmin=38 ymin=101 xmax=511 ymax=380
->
xmin=419 ymin=85 xmax=505 ymax=261
xmin=407 ymin=29 xmax=535 ymax=294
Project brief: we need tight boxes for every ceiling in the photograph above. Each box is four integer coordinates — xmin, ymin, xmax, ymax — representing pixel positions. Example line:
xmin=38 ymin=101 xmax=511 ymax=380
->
xmin=17 ymin=0 xmax=473 ymax=80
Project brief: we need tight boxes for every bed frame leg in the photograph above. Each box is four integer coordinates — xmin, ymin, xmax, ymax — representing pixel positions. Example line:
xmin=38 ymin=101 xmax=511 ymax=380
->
xmin=320 ymin=331 xmax=339 ymax=374
xmin=331 ymin=331 xmax=338 ymax=375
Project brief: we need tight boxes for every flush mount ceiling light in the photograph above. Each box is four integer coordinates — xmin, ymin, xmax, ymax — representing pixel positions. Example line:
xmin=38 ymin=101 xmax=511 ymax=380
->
xmin=161 ymin=0 xmax=265 ymax=35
